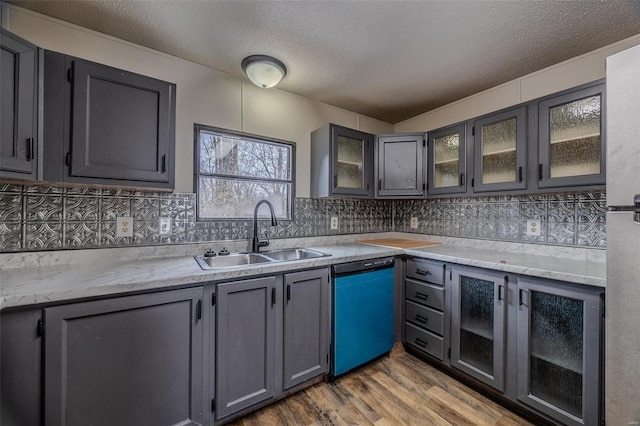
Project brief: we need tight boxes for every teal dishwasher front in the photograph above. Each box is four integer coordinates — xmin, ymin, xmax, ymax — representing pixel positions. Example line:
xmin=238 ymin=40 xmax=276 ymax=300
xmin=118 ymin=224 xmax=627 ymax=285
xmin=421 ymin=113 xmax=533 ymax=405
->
xmin=331 ymin=257 xmax=395 ymax=378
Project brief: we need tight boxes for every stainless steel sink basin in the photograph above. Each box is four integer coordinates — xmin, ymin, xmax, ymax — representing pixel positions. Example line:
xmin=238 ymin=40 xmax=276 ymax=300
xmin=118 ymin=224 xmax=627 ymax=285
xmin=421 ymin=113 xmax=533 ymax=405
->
xmin=195 ymin=253 xmax=273 ymax=270
xmin=262 ymin=248 xmax=330 ymax=261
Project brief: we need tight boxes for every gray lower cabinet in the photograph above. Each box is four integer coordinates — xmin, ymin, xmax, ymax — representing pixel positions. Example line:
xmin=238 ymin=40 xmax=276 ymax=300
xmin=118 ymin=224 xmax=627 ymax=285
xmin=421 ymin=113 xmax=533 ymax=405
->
xmin=214 ymin=268 xmax=330 ymax=423
xmin=450 ymin=265 xmax=507 ymax=392
xmin=0 ymin=29 xmax=38 ymax=179
xmin=43 ymin=50 xmax=176 ymax=189
xmin=215 ymin=276 xmax=277 ymax=420
xmin=283 ymin=268 xmax=330 ymax=390
xmin=403 ymin=258 xmax=448 ymax=362
xmin=375 ymin=133 xmax=426 ymax=197
xmin=1 ymin=309 xmax=43 ymax=426
xmin=516 ymin=277 xmax=603 ymax=426
xmin=43 ymin=287 xmax=204 ymax=426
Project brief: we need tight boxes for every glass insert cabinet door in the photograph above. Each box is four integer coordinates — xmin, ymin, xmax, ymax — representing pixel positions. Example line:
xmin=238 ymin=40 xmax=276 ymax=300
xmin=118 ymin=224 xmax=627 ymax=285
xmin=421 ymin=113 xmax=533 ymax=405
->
xmin=428 ymin=123 xmax=467 ymax=195
xmin=330 ymin=125 xmax=374 ymax=196
xmin=473 ymin=106 xmax=527 ymax=192
xmin=538 ymin=82 xmax=605 ymax=188
xmin=516 ymin=277 xmax=603 ymax=426
xmin=451 ymin=266 xmax=506 ymax=391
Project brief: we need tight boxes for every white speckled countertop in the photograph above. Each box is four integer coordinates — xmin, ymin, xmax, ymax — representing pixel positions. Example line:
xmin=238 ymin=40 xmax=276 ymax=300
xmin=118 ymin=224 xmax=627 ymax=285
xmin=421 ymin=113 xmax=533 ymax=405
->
xmin=405 ymin=245 xmax=606 ymax=288
xmin=0 ymin=233 xmax=606 ymax=310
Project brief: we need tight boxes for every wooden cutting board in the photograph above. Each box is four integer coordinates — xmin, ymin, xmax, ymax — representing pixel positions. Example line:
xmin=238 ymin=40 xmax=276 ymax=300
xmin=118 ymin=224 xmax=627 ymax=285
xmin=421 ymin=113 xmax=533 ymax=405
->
xmin=355 ymin=238 xmax=442 ymax=249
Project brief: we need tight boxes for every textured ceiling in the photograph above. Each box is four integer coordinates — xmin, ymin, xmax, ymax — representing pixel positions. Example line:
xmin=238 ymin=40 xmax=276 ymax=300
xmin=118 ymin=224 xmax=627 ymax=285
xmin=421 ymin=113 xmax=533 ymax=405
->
xmin=9 ymin=0 xmax=640 ymax=123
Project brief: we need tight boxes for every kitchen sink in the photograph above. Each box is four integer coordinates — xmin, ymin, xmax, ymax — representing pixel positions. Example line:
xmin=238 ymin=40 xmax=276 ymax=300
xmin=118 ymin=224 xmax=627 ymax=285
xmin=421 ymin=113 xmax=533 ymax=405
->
xmin=262 ymin=248 xmax=330 ymax=261
xmin=194 ymin=253 xmax=273 ymax=270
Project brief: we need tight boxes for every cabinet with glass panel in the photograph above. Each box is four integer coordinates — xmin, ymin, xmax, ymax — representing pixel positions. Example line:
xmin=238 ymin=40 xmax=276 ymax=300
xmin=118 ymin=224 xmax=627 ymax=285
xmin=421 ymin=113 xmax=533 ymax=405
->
xmin=537 ymin=80 xmax=605 ymax=188
xmin=310 ymin=124 xmax=374 ymax=198
xmin=473 ymin=106 xmax=528 ymax=192
xmin=447 ymin=263 xmax=603 ymax=425
xmin=450 ymin=266 xmax=507 ymax=391
xmin=516 ymin=277 xmax=603 ymax=426
xmin=427 ymin=123 xmax=467 ymax=195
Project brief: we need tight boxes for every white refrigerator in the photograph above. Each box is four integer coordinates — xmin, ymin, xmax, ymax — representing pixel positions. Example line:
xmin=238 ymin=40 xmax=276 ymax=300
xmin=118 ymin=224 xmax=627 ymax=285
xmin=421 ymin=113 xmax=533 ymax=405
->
xmin=606 ymin=43 xmax=640 ymax=425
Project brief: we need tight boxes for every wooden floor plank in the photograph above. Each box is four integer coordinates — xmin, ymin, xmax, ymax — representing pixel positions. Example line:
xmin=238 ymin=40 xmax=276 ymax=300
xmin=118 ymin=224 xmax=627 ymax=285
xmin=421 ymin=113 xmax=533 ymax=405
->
xmin=226 ymin=351 xmax=533 ymax=426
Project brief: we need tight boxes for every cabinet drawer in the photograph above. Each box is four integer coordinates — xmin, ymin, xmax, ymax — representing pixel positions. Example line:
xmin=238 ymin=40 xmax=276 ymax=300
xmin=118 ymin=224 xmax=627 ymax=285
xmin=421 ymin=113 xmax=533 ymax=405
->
xmin=406 ymin=279 xmax=445 ymax=310
xmin=405 ymin=300 xmax=444 ymax=335
xmin=406 ymin=258 xmax=445 ymax=285
xmin=405 ymin=322 xmax=444 ymax=360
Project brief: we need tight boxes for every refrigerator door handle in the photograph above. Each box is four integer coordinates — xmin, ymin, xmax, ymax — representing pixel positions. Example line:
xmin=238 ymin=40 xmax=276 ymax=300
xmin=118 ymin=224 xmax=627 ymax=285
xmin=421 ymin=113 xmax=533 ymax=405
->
xmin=608 ymin=194 xmax=640 ymax=223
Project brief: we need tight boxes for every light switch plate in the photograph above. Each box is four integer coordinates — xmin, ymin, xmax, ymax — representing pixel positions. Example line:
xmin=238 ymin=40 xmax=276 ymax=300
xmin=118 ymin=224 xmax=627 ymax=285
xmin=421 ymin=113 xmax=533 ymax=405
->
xmin=159 ymin=217 xmax=172 ymax=235
xmin=526 ymin=219 xmax=541 ymax=236
xmin=116 ymin=216 xmax=133 ymax=237
xmin=330 ymin=216 xmax=339 ymax=230
xmin=410 ymin=217 xmax=419 ymax=229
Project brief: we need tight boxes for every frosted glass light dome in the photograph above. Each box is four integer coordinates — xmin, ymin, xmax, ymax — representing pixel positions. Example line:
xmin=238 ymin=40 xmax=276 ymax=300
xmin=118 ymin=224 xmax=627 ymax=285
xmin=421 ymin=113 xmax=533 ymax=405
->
xmin=241 ymin=55 xmax=287 ymax=89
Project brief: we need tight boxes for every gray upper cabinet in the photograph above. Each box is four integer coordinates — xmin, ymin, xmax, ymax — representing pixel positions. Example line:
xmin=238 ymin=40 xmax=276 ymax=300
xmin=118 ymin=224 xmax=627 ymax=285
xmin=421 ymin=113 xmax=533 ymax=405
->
xmin=43 ymin=50 xmax=176 ymax=189
xmin=473 ymin=106 xmax=528 ymax=193
xmin=375 ymin=133 xmax=425 ymax=197
xmin=516 ymin=277 xmax=603 ymax=426
xmin=215 ymin=276 xmax=277 ymax=420
xmin=43 ymin=288 xmax=204 ymax=426
xmin=428 ymin=123 xmax=467 ymax=195
xmin=311 ymin=123 xmax=374 ymax=198
xmin=537 ymin=80 xmax=605 ymax=188
xmin=450 ymin=265 xmax=507 ymax=392
xmin=283 ymin=268 xmax=330 ymax=390
xmin=0 ymin=29 xmax=38 ymax=179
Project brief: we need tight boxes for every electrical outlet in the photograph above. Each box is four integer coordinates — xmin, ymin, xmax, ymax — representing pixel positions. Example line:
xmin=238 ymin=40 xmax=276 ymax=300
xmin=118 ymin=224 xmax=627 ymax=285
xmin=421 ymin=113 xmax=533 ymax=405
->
xmin=526 ymin=219 xmax=541 ymax=236
xmin=116 ymin=216 xmax=133 ymax=237
xmin=159 ymin=217 xmax=172 ymax=235
xmin=330 ymin=216 xmax=339 ymax=230
xmin=410 ymin=217 xmax=419 ymax=229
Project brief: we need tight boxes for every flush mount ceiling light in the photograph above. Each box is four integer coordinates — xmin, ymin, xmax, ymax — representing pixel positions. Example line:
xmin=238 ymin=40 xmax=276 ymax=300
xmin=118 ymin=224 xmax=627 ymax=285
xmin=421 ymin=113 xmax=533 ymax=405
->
xmin=241 ymin=55 xmax=287 ymax=89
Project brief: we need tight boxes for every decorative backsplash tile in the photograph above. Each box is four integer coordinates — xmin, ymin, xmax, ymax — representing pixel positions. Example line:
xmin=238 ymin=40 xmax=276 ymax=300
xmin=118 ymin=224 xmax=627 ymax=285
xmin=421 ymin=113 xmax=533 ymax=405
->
xmin=0 ymin=183 xmax=394 ymax=252
xmin=394 ymin=191 xmax=606 ymax=248
xmin=0 ymin=182 xmax=605 ymax=252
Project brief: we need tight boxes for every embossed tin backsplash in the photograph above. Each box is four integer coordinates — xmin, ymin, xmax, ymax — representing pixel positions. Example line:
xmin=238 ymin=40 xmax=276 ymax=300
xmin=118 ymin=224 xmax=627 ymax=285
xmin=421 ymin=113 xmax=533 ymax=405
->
xmin=0 ymin=183 xmax=605 ymax=252
xmin=394 ymin=191 xmax=606 ymax=247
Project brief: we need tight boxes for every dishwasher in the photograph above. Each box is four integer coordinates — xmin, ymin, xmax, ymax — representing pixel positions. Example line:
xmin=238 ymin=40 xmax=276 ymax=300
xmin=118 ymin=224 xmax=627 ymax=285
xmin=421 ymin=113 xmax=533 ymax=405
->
xmin=331 ymin=257 xmax=395 ymax=378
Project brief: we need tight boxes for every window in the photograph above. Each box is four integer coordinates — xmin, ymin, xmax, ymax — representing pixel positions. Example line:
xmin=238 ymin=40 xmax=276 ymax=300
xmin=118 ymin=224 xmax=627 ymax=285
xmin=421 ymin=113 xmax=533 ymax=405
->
xmin=195 ymin=125 xmax=294 ymax=220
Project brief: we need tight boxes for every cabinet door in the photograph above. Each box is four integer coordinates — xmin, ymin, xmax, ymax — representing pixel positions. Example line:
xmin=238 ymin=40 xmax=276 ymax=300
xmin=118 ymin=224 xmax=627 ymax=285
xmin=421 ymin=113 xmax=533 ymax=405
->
xmin=69 ymin=58 xmax=174 ymax=185
xmin=0 ymin=29 xmax=37 ymax=178
xmin=474 ymin=106 xmax=527 ymax=192
xmin=43 ymin=288 xmax=204 ymax=426
xmin=428 ymin=123 xmax=467 ymax=195
xmin=516 ymin=278 xmax=602 ymax=426
xmin=331 ymin=124 xmax=374 ymax=197
xmin=451 ymin=266 xmax=507 ymax=391
xmin=376 ymin=133 xmax=425 ymax=197
xmin=216 ymin=276 xmax=276 ymax=419
xmin=538 ymin=82 xmax=605 ymax=188
xmin=283 ymin=268 xmax=329 ymax=390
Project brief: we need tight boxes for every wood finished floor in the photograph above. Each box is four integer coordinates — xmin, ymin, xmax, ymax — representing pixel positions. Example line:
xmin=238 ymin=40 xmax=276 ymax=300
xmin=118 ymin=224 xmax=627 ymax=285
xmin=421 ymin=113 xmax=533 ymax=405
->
xmin=228 ymin=349 xmax=534 ymax=426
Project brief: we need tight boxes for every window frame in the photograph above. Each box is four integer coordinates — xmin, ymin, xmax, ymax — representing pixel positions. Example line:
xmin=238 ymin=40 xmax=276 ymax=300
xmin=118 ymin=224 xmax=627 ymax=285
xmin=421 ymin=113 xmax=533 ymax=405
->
xmin=194 ymin=124 xmax=296 ymax=221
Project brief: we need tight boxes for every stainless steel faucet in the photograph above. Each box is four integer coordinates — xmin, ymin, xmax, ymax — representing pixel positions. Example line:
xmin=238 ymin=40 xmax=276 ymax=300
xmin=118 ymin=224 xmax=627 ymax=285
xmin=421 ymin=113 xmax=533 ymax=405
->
xmin=252 ymin=199 xmax=278 ymax=252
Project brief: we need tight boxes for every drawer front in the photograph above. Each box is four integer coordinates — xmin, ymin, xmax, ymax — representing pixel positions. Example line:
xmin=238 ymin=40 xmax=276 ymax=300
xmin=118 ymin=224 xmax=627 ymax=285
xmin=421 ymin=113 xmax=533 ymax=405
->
xmin=406 ymin=258 xmax=445 ymax=285
xmin=405 ymin=300 xmax=444 ymax=335
xmin=406 ymin=279 xmax=445 ymax=311
xmin=405 ymin=322 xmax=444 ymax=360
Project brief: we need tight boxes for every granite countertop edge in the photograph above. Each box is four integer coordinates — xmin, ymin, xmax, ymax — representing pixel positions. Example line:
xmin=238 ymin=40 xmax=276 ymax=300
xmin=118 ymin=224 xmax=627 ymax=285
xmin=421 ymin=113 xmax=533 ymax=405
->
xmin=0 ymin=242 xmax=606 ymax=310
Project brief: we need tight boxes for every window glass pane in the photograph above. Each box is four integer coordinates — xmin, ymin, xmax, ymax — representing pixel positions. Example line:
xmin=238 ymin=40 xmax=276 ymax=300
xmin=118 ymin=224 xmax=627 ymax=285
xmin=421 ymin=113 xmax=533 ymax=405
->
xmin=198 ymin=177 xmax=291 ymax=220
xmin=549 ymin=95 xmax=601 ymax=178
xmin=482 ymin=118 xmax=517 ymax=184
xmin=199 ymin=130 xmax=291 ymax=180
xmin=434 ymin=132 xmax=460 ymax=188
